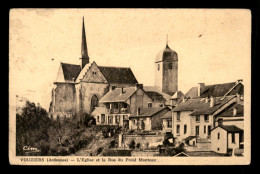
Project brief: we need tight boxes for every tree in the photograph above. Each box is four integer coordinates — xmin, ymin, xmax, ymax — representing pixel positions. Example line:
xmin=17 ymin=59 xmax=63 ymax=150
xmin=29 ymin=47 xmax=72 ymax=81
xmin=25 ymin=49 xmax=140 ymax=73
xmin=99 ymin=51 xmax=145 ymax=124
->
xmin=129 ymin=140 xmax=136 ymax=149
xmin=16 ymin=101 xmax=51 ymax=156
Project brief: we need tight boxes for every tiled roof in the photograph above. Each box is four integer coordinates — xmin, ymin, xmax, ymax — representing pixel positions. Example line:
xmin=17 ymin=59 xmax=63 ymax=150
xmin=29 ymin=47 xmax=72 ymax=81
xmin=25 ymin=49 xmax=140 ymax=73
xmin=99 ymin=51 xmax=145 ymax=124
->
xmin=143 ymin=86 xmax=171 ymax=105
xmin=99 ymin=87 xmax=137 ymax=103
xmin=172 ymin=95 xmax=236 ymax=115
xmin=184 ymin=82 xmax=243 ymax=99
xmin=98 ymin=66 xmax=138 ymax=84
xmin=161 ymin=111 xmax=172 ymax=119
xmin=146 ymin=91 xmax=166 ymax=102
xmin=171 ymin=91 xmax=184 ymax=99
xmin=216 ymin=103 xmax=244 ymax=117
xmin=130 ymin=107 xmax=170 ymax=118
xmin=91 ymin=107 xmax=106 ymax=116
xmin=61 ymin=63 xmax=81 ymax=81
xmin=212 ymin=125 xmax=243 ymax=133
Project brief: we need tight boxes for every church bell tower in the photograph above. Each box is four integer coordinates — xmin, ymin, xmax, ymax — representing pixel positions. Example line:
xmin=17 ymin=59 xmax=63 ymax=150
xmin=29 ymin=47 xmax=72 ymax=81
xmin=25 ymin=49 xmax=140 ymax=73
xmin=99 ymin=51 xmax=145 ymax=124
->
xmin=154 ymin=35 xmax=178 ymax=96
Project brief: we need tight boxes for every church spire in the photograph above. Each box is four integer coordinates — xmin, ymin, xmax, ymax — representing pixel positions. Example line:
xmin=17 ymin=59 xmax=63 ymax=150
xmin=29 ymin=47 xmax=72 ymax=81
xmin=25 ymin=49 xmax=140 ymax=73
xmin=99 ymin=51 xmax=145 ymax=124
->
xmin=80 ymin=17 xmax=89 ymax=69
xmin=166 ymin=34 xmax=169 ymax=48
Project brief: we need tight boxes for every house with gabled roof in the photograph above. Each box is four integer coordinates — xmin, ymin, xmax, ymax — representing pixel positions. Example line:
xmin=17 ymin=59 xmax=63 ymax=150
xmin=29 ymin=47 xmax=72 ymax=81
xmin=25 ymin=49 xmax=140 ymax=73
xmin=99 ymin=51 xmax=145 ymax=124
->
xmin=172 ymin=95 xmax=241 ymax=142
xmin=129 ymin=107 xmax=171 ymax=131
xmin=96 ymin=84 xmax=154 ymax=128
xmin=214 ymin=102 xmax=244 ymax=130
xmin=183 ymin=80 xmax=244 ymax=99
xmin=211 ymin=125 xmax=243 ymax=154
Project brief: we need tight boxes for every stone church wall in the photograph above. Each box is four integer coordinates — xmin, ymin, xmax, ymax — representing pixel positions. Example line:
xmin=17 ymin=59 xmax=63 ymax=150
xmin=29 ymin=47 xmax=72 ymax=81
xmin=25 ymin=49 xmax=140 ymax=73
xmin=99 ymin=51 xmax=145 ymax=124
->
xmin=51 ymin=83 xmax=76 ymax=119
xmin=80 ymin=82 xmax=109 ymax=115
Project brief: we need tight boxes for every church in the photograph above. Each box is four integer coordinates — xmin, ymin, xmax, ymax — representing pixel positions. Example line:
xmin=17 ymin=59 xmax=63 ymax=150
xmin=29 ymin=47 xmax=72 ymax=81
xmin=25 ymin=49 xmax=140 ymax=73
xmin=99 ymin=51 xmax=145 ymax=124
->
xmin=49 ymin=17 xmax=181 ymax=124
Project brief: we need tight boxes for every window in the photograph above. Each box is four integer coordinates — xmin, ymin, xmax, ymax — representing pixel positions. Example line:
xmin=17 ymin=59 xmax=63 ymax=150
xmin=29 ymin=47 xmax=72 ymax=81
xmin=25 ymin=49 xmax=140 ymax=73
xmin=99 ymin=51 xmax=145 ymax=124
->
xmin=196 ymin=126 xmax=199 ymax=136
xmin=101 ymin=114 xmax=105 ymax=123
xmin=148 ymin=102 xmax=153 ymax=108
xmin=114 ymin=103 xmax=119 ymax=109
xmin=204 ymin=115 xmax=209 ymax=122
xmin=184 ymin=124 xmax=187 ymax=134
xmin=158 ymin=64 xmax=160 ymax=71
xmin=232 ymin=133 xmax=235 ymax=143
xmin=208 ymin=125 xmax=211 ymax=136
xmin=159 ymin=104 xmax=163 ymax=107
xmin=108 ymin=116 xmax=113 ymax=124
xmin=122 ymin=103 xmax=127 ymax=108
xmin=115 ymin=115 xmax=120 ymax=124
xmin=168 ymin=62 xmax=172 ymax=69
xmin=137 ymin=108 xmax=141 ymax=115
xmin=218 ymin=133 xmax=220 ymax=139
xmin=97 ymin=116 xmax=99 ymax=122
xmin=204 ymin=125 xmax=206 ymax=134
xmin=92 ymin=71 xmax=97 ymax=75
xmin=167 ymin=120 xmax=172 ymax=128
xmin=177 ymin=112 xmax=181 ymax=121
xmin=196 ymin=116 xmax=200 ymax=122
xmin=176 ymin=125 xmax=180 ymax=134
xmin=217 ymin=148 xmax=220 ymax=151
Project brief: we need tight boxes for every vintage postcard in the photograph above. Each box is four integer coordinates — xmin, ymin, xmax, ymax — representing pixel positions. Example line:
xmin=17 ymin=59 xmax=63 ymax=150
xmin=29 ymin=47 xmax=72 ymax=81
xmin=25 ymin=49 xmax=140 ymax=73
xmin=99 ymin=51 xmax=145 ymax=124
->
xmin=9 ymin=8 xmax=251 ymax=165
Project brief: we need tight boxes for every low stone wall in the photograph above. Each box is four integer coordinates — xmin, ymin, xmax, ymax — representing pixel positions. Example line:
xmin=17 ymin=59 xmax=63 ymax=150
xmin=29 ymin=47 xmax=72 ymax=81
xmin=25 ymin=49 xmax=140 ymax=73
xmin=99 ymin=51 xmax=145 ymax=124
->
xmin=122 ymin=134 xmax=164 ymax=149
xmin=131 ymin=150 xmax=159 ymax=157
xmin=185 ymin=142 xmax=211 ymax=152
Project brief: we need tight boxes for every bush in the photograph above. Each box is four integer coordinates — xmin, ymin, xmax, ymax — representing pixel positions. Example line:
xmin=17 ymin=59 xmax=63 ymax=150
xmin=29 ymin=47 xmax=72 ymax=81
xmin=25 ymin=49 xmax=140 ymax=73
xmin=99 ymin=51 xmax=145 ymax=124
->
xmin=69 ymin=146 xmax=76 ymax=154
xmin=102 ymin=149 xmax=132 ymax=156
xmin=136 ymin=143 xmax=141 ymax=149
xmin=109 ymin=140 xmax=116 ymax=148
xmin=163 ymin=139 xmax=170 ymax=147
xmin=39 ymin=140 xmax=50 ymax=156
xmin=129 ymin=140 xmax=136 ymax=149
xmin=97 ymin=147 xmax=103 ymax=155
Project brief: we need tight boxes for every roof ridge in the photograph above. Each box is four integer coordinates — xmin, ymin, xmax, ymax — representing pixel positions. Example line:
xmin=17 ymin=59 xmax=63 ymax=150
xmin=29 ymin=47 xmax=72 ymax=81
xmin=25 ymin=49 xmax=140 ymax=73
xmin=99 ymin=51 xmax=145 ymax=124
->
xmin=98 ymin=65 xmax=131 ymax=69
xmin=61 ymin=62 xmax=80 ymax=66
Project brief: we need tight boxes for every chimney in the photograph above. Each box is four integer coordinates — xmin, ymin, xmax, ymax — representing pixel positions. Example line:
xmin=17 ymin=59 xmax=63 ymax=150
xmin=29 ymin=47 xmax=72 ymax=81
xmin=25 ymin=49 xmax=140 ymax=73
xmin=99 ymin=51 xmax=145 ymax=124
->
xmin=236 ymin=79 xmax=243 ymax=84
xmin=135 ymin=83 xmax=143 ymax=90
xmin=121 ymin=87 xmax=124 ymax=94
xmin=218 ymin=118 xmax=223 ymax=126
xmin=198 ymin=83 xmax=205 ymax=97
xmin=110 ymin=86 xmax=116 ymax=91
xmin=233 ymin=108 xmax=237 ymax=116
xmin=210 ymin=96 xmax=215 ymax=107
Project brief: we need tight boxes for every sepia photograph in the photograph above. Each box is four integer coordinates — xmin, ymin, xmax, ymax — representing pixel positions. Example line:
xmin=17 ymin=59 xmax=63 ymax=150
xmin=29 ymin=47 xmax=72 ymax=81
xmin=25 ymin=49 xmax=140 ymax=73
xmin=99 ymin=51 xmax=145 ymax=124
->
xmin=9 ymin=8 xmax=251 ymax=165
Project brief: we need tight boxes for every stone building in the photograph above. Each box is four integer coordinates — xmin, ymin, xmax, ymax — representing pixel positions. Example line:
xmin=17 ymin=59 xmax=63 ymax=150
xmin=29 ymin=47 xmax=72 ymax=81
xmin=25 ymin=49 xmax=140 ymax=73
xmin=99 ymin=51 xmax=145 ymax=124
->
xmin=49 ymin=18 xmax=138 ymax=121
xmin=154 ymin=37 xmax=178 ymax=96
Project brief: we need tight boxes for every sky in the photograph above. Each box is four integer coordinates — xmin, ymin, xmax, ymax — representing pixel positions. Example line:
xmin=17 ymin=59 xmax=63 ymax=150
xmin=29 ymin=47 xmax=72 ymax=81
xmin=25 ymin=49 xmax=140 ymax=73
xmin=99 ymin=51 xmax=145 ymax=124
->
xmin=9 ymin=9 xmax=251 ymax=110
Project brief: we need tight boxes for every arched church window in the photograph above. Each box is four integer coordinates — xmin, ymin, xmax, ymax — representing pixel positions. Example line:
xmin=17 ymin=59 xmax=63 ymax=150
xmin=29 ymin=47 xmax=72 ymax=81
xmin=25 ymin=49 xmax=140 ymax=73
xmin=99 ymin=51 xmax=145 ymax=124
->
xmin=90 ymin=94 xmax=99 ymax=113
xmin=158 ymin=64 xmax=160 ymax=71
